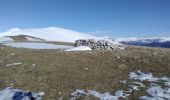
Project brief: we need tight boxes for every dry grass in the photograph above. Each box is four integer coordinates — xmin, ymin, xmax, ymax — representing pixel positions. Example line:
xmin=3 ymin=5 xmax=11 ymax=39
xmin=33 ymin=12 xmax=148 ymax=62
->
xmin=0 ymin=44 xmax=170 ymax=99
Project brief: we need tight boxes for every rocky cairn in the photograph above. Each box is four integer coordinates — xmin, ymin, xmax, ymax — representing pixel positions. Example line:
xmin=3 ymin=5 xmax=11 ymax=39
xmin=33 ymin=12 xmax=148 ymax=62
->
xmin=75 ymin=39 xmax=124 ymax=50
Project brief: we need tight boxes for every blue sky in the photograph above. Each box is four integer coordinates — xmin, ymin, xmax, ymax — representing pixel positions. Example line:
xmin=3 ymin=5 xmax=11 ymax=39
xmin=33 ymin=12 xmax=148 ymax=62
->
xmin=0 ymin=0 xmax=170 ymax=37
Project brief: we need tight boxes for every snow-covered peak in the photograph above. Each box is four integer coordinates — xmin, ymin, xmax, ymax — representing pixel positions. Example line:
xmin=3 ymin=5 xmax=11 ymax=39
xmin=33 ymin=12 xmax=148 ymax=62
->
xmin=114 ymin=37 xmax=170 ymax=43
xmin=0 ymin=27 xmax=98 ymax=43
xmin=8 ymin=28 xmax=21 ymax=32
xmin=114 ymin=37 xmax=170 ymax=48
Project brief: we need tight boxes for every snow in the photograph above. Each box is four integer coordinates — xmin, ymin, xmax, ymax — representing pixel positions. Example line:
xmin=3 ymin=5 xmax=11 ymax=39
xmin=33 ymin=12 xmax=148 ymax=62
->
xmin=71 ymin=89 xmax=119 ymax=100
xmin=129 ymin=70 xmax=158 ymax=81
xmin=0 ymin=87 xmax=44 ymax=100
xmin=0 ymin=27 xmax=125 ymax=46
xmin=129 ymin=70 xmax=170 ymax=100
xmin=0 ymin=37 xmax=13 ymax=42
xmin=139 ymin=86 xmax=170 ymax=100
xmin=70 ymin=89 xmax=132 ymax=100
xmin=0 ymin=27 xmax=98 ymax=43
xmin=120 ymin=80 xmax=126 ymax=84
xmin=132 ymin=81 xmax=145 ymax=88
xmin=3 ymin=42 xmax=73 ymax=49
xmin=114 ymin=37 xmax=170 ymax=42
xmin=31 ymin=64 xmax=36 ymax=67
xmin=6 ymin=63 xmax=22 ymax=67
xmin=129 ymin=70 xmax=170 ymax=84
xmin=65 ymin=46 xmax=92 ymax=51
xmin=26 ymin=37 xmax=43 ymax=42
xmin=147 ymin=86 xmax=170 ymax=98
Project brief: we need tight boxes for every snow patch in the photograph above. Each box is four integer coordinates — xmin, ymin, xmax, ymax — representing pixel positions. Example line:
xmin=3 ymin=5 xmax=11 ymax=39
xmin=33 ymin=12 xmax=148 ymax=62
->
xmin=129 ymin=70 xmax=158 ymax=81
xmin=6 ymin=63 xmax=22 ymax=67
xmin=0 ymin=37 xmax=13 ymax=42
xmin=65 ymin=46 xmax=92 ymax=51
xmin=3 ymin=42 xmax=73 ymax=49
xmin=139 ymin=86 xmax=170 ymax=100
xmin=0 ymin=87 xmax=44 ymax=100
xmin=71 ymin=89 xmax=119 ymax=100
xmin=129 ymin=70 xmax=170 ymax=85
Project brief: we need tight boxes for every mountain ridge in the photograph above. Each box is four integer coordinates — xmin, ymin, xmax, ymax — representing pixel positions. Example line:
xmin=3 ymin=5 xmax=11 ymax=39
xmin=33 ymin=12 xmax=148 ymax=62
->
xmin=0 ymin=27 xmax=97 ymax=43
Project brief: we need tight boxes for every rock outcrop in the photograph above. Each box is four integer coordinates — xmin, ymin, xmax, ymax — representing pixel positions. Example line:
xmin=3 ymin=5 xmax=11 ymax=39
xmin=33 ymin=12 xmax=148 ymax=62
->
xmin=75 ymin=39 xmax=124 ymax=50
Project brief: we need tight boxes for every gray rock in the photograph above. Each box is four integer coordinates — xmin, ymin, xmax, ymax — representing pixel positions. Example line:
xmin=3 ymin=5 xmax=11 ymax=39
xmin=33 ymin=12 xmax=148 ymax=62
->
xmin=75 ymin=39 xmax=125 ymax=50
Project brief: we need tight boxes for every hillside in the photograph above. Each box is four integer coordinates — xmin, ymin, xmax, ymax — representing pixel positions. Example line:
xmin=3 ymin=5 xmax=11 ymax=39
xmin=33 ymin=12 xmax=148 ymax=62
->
xmin=0 ymin=27 xmax=97 ymax=43
xmin=0 ymin=27 xmax=170 ymax=99
xmin=0 ymin=44 xmax=170 ymax=99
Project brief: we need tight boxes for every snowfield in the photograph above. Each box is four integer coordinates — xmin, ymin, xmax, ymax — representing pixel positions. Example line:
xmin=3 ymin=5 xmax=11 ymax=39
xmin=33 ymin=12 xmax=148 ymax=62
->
xmin=65 ymin=46 xmax=92 ymax=51
xmin=3 ymin=42 xmax=74 ymax=49
xmin=0 ymin=27 xmax=123 ymax=45
xmin=0 ymin=37 xmax=13 ymax=42
xmin=0 ymin=27 xmax=98 ymax=43
xmin=2 ymin=42 xmax=93 ymax=51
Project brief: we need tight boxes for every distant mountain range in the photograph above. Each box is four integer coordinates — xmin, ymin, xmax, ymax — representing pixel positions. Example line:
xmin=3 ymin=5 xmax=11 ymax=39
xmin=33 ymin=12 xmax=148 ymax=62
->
xmin=118 ymin=38 xmax=170 ymax=48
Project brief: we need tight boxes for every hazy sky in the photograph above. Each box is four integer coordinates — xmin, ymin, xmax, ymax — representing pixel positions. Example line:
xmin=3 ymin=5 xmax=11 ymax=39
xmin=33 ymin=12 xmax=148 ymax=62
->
xmin=0 ymin=0 xmax=170 ymax=37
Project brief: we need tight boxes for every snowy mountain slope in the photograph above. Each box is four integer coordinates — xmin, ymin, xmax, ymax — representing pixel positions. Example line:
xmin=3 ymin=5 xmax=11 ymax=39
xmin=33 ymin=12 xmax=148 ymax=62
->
xmin=0 ymin=37 xmax=13 ymax=42
xmin=0 ymin=27 xmax=98 ymax=43
xmin=114 ymin=37 xmax=170 ymax=48
xmin=0 ymin=35 xmax=44 ymax=42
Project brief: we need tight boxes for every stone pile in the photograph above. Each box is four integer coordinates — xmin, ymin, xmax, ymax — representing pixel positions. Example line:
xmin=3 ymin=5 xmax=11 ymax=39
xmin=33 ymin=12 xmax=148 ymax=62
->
xmin=75 ymin=39 xmax=124 ymax=50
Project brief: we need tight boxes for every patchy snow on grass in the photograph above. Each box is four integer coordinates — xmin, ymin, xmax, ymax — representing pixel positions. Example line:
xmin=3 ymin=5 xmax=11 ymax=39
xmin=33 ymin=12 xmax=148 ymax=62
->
xmin=139 ymin=86 xmax=170 ymax=100
xmin=129 ymin=70 xmax=170 ymax=85
xmin=70 ymin=89 xmax=119 ymax=100
xmin=6 ymin=63 xmax=22 ymax=67
xmin=70 ymin=89 xmax=132 ymax=100
xmin=65 ymin=46 xmax=92 ymax=51
xmin=70 ymin=70 xmax=170 ymax=100
xmin=3 ymin=42 xmax=73 ymax=49
xmin=129 ymin=70 xmax=170 ymax=100
xmin=129 ymin=70 xmax=158 ymax=81
xmin=0 ymin=87 xmax=44 ymax=100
